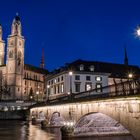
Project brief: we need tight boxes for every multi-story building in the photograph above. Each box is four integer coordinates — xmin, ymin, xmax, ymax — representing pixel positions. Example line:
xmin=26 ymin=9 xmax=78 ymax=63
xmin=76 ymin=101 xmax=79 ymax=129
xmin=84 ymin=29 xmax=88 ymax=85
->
xmin=0 ymin=14 xmax=48 ymax=101
xmin=46 ymin=59 xmax=140 ymax=99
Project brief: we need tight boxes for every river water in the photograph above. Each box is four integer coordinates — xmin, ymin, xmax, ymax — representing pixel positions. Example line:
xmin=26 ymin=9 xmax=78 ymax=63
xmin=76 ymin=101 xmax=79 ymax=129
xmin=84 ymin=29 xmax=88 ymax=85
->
xmin=0 ymin=121 xmax=136 ymax=140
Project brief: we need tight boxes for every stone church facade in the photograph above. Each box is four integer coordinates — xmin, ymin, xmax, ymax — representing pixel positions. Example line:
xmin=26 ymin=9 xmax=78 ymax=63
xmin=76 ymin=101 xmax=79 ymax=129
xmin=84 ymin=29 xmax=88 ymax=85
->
xmin=0 ymin=14 xmax=48 ymax=101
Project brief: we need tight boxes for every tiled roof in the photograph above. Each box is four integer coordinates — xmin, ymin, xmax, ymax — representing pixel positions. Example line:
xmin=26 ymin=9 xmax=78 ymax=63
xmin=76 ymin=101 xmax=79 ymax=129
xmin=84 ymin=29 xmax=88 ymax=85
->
xmin=51 ymin=59 xmax=140 ymax=78
xmin=24 ymin=64 xmax=49 ymax=74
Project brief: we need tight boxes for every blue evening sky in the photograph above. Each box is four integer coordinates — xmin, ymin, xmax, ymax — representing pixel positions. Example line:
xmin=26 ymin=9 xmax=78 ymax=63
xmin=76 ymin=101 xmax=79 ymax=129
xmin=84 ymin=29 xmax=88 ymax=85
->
xmin=0 ymin=0 xmax=140 ymax=70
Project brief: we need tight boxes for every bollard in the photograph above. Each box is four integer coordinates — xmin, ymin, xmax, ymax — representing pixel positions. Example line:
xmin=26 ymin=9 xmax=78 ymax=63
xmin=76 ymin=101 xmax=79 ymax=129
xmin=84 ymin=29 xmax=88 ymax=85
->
xmin=61 ymin=125 xmax=74 ymax=140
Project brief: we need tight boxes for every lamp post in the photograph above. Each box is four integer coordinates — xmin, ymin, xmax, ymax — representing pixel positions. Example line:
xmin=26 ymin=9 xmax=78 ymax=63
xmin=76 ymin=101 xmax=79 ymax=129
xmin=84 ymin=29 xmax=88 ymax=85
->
xmin=68 ymin=71 xmax=73 ymax=100
xmin=36 ymin=91 xmax=39 ymax=102
xmin=128 ymin=73 xmax=133 ymax=79
xmin=47 ymin=85 xmax=50 ymax=101
xmin=30 ymin=95 xmax=33 ymax=105
xmin=128 ymin=73 xmax=134 ymax=95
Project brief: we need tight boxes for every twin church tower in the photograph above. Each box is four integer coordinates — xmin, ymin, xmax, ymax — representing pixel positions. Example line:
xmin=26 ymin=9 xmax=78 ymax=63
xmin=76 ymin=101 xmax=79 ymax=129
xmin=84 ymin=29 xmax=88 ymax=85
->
xmin=0 ymin=14 xmax=48 ymax=100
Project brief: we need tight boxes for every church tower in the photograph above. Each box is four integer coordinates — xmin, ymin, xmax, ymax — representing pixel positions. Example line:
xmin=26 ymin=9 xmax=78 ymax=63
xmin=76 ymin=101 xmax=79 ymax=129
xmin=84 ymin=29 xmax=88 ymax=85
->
xmin=0 ymin=24 xmax=5 ymax=66
xmin=124 ymin=47 xmax=128 ymax=65
xmin=40 ymin=48 xmax=45 ymax=69
xmin=6 ymin=14 xmax=25 ymax=99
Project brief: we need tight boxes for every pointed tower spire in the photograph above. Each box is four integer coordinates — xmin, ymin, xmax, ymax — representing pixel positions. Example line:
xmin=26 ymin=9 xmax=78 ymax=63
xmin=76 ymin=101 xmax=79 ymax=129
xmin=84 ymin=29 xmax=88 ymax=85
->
xmin=124 ymin=47 xmax=128 ymax=65
xmin=11 ymin=13 xmax=21 ymax=36
xmin=40 ymin=48 xmax=45 ymax=69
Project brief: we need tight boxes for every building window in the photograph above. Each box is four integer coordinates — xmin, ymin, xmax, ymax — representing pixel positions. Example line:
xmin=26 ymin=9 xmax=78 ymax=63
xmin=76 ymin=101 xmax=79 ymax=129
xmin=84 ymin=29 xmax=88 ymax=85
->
xmin=75 ymin=83 xmax=80 ymax=92
xmin=96 ymin=76 xmax=102 ymax=81
xmin=86 ymin=76 xmax=91 ymax=81
xmin=75 ymin=75 xmax=80 ymax=80
xmin=61 ymin=84 xmax=64 ymax=93
xmin=56 ymin=85 xmax=59 ymax=94
xmin=58 ymin=77 xmax=60 ymax=82
xmin=90 ymin=65 xmax=94 ymax=71
xmin=24 ymin=72 xmax=26 ymax=78
xmin=54 ymin=86 xmax=56 ymax=94
xmin=96 ymin=83 xmax=102 ymax=92
xmin=54 ymin=79 xmax=57 ymax=83
xmin=51 ymin=80 xmax=53 ymax=85
xmin=85 ymin=84 xmax=92 ymax=91
xmin=61 ymin=76 xmax=63 ymax=81
xmin=80 ymin=64 xmax=84 ymax=71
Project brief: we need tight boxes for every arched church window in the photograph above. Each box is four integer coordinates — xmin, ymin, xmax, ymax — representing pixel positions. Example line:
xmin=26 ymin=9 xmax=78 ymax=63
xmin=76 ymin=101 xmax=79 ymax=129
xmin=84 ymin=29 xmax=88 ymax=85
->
xmin=15 ymin=23 xmax=18 ymax=34
xmin=17 ymin=51 xmax=22 ymax=65
xmin=24 ymin=72 xmax=26 ymax=78
xmin=18 ymin=51 xmax=22 ymax=58
xmin=9 ymin=51 xmax=13 ymax=58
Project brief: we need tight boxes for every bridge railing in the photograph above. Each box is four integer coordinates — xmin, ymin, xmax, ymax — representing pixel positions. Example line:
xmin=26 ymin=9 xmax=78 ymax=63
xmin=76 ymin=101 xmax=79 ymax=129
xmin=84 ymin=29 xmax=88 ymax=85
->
xmin=47 ymin=79 xmax=140 ymax=104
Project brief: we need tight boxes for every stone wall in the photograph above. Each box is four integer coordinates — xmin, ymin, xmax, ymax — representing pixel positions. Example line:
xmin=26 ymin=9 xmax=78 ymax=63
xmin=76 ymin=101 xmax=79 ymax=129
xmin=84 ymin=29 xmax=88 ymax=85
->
xmin=30 ymin=97 xmax=140 ymax=140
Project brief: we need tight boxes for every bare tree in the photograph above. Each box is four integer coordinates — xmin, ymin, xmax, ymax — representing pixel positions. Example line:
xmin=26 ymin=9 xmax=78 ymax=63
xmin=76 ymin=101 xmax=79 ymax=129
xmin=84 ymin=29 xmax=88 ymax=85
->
xmin=0 ymin=71 xmax=10 ymax=100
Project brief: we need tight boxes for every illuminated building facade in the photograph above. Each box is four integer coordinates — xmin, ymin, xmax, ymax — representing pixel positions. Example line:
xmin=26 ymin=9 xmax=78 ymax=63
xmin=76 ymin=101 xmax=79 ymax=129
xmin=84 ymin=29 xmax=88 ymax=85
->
xmin=0 ymin=14 xmax=48 ymax=100
xmin=46 ymin=59 xmax=140 ymax=98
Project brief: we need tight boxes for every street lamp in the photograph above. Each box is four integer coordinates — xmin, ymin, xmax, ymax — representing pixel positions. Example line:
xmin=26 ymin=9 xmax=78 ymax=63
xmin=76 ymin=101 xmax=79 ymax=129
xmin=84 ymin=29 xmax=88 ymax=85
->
xmin=30 ymin=95 xmax=33 ymax=100
xmin=36 ymin=91 xmax=39 ymax=102
xmin=69 ymin=71 xmax=73 ymax=93
xmin=47 ymin=85 xmax=50 ymax=101
xmin=128 ymin=73 xmax=133 ymax=79
xmin=68 ymin=71 xmax=73 ymax=100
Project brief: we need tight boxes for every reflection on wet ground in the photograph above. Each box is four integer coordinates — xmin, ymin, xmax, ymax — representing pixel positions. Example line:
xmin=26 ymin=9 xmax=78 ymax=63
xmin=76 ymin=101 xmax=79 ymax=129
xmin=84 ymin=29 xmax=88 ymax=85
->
xmin=0 ymin=121 xmax=135 ymax=140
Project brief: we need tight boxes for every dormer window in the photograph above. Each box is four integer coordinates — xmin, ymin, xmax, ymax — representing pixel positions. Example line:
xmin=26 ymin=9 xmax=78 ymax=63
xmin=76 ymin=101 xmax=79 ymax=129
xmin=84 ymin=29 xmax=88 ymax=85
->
xmin=90 ymin=65 xmax=94 ymax=71
xmin=80 ymin=64 xmax=84 ymax=71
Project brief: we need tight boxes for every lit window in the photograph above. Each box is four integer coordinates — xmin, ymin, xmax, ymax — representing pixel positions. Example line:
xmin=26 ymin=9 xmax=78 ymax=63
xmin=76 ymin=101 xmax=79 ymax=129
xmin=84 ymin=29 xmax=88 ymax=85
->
xmin=61 ymin=84 xmax=64 ymax=93
xmin=85 ymin=84 xmax=92 ymax=91
xmin=75 ymin=75 xmax=80 ymax=80
xmin=54 ymin=79 xmax=57 ymax=83
xmin=96 ymin=76 xmax=102 ymax=81
xmin=96 ymin=83 xmax=102 ymax=92
xmin=86 ymin=76 xmax=91 ymax=81
xmin=80 ymin=64 xmax=84 ymax=71
xmin=90 ymin=65 xmax=94 ymax=71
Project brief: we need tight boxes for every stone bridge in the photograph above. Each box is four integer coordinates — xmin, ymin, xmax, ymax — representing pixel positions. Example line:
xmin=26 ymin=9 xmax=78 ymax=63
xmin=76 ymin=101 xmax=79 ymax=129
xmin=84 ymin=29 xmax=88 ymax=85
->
xmin=30 ymin=96 xmax=140 ymax=140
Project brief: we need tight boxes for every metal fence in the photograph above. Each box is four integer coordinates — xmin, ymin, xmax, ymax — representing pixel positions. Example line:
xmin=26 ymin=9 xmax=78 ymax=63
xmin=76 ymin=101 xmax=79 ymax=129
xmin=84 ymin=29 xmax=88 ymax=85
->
xmin=47 ymin=78 xmax=140 ymax=104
